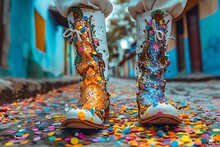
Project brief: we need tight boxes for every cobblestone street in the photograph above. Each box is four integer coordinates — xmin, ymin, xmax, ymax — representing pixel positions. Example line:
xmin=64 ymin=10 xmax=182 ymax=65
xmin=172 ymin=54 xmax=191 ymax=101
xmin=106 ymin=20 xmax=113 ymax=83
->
xmin=0 ymin=78 xmax=220 ymax=147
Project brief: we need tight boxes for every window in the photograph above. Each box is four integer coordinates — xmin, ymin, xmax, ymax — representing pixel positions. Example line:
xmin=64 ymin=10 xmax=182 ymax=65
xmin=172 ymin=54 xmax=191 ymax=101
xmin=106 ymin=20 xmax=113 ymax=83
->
xmin=0 ymin=0 xmax=4 ymax=65
xmin=34 ymin=9 xmax=46 ymax=52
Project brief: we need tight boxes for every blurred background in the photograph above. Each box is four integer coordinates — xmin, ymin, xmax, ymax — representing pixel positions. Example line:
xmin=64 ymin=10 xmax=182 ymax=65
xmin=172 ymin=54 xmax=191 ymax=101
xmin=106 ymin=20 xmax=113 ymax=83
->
xmin=0 ymin=0 xmax=220 ymax=79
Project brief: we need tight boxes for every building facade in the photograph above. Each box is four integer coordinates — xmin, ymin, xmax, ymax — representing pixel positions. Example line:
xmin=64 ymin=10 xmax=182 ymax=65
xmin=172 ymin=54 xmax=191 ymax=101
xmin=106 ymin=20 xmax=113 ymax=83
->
xmin=167 ymin=0 xmax=220 ymax=78
xmin=0 ymin=0 xmax=74 ymax=78
xmin=117 ymin=0 xmax=220 ymax=79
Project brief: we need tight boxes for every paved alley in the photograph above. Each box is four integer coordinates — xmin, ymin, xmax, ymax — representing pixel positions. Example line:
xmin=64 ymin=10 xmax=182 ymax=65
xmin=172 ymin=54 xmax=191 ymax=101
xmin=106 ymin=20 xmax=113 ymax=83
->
xmin=0 ymin=78 xmax=220 ymax=147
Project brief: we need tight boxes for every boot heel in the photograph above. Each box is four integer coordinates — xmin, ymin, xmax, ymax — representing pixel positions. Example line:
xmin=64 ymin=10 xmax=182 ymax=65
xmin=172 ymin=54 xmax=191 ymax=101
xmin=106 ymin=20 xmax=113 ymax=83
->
xmin=104 ymin=106 xmax=110 ymax=121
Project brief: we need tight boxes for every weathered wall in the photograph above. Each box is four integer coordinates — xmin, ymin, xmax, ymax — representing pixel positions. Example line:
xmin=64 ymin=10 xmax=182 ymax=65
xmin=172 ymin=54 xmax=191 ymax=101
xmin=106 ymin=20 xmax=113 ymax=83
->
xmin=0 ymin=0 xmax=65 ymax=78
xmin=200 ymin=0 xmax=220 ymax=75
xmin=165 ymin=0 xmax=220 ymax=78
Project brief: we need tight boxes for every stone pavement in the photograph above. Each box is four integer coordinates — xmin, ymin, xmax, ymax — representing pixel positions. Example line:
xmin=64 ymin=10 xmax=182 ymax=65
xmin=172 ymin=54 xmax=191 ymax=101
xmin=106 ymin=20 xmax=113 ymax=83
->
xmin=0 ymin=78 xmax=220 ymax=147
xmin=0 ymin=77 xmax=78 ymax=105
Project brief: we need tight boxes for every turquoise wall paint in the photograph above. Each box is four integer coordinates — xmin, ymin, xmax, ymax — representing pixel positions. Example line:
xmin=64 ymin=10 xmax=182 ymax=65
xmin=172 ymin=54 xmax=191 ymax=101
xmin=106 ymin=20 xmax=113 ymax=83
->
xmin=164 ymin=38 xmax=191 ymax=79
xmin=166 ymin=0 xmax=220 ymax=78
xmin=34 ymin=0 xmax=65 ymax=78
xmin=184 ymin=38 xmax=191 ymax=74
xmin=0 ymin=0 xmax=65 ymax=78
xmin=165 ymin=48 xmax=178 ymax=79
xmin=200 ymin=1 xmax=220 ymax=75
xmin=8 ymin=0 xmax=34 ymax=77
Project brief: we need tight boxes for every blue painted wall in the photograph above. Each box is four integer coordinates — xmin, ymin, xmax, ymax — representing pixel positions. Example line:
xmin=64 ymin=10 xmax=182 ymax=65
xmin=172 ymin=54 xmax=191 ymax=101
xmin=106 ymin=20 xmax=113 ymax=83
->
xmin=165 ymin=48 xmax=178 ymax=78
xmin=166 ymin=0 xmax=220 ymax=78
xmin=165 ymin=38 xmax=191 ymax=79
xmin=200 ymin=0 xmax=220 ymax=75
xmin=0 ymin=0 xmax=65 ymax=78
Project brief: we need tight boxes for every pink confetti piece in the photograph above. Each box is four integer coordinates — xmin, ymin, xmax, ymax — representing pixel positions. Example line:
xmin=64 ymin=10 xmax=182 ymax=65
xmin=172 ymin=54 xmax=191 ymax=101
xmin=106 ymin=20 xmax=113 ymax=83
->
xmin=32 ymin=128 xmax=38 ymax=132
xmin=33 ymin=136 xmax=41 ymax=142
xmin=34 ymin=131 xmax=42 ymax=135
xmin=78 ymin=133 xmax=86 ymax=139
xmin=157 ymin=111 xmax=163 ymax=115
xmin=7 ymin=130 xmax=17 ymax=134
xmin=65 ymin=138 xmax=71 ymax=141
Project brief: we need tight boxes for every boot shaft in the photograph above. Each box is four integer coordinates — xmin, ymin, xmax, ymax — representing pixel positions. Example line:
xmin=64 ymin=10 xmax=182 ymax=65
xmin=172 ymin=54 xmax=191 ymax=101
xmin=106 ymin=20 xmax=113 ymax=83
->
xmin=64 ymin=7 xmax=110 ymax=110
xmin=65 ymin=7 xmax=109 ymax=79
xmin=136 ymin=10 xmax=174 ymax=104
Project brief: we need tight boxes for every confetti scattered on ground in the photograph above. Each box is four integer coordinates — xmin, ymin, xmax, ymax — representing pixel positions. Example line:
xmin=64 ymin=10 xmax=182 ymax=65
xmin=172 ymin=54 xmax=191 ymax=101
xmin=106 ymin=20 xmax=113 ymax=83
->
xmin=0 ymin=78 xmax=220 ymax=146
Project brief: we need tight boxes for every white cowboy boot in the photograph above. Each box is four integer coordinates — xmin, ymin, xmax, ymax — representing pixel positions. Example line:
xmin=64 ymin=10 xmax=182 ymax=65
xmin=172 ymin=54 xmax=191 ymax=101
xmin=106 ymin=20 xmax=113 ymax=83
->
xmin=62 ymin=7 xmax=110 ymax=129
xmin=135 ymin=9 xmax=181 ymax=124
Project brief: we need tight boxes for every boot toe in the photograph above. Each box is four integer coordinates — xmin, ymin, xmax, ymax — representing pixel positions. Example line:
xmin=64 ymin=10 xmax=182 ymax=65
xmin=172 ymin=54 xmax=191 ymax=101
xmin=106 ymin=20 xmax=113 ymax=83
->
xmin=65 ymin=108 xmax=103 ymax=125
xmin=140 ymin=103 xmax=179 ymax=120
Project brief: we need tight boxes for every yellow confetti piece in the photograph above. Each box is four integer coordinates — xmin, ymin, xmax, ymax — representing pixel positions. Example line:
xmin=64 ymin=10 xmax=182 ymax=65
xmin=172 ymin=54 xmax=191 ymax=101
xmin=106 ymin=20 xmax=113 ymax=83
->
xmin=47 ymin=132 xmax=55 ymax=136
xmin=89 ymin=117 xmax=94 ymax=122
xmin=97 ymin=76 xmax=102 ymax=81
xmin=104 ymin=124 xmax=110 ymax=127
xmin=55 ymin=138 xmax=62 ymax=141
xmin=92 ymin=52 xmax=97 ymax=55
xmin=73 ymin=144 xmax=83 ymax=147
xmin=194 ymin=125 xmax=203 ymax=129
xmin=195 ymin=130 xmax=203 ymax=135
xmin=78 ymin=112 xmax=86 ymax=121
xmin=4 ymin=142 xmax=14 ymax=146
xmin=213 ymin=128 xmax=220 ymax=132
xmin=71 ymin=137 xmax=79 ymax=145
xmin=147 ymin=133 xmax=154 ymax=136
xmin=102 ymin=132 xmax=109 ymax=136
xmin=23 ymin=133 xmax=29 ymax=137
xmin=20 ymin=140 xmax=29 ymax=145
xmin=181 ymin=136 xmax=191 ymax=143
xmin=138 ymin=127 xmax=145 ymax=132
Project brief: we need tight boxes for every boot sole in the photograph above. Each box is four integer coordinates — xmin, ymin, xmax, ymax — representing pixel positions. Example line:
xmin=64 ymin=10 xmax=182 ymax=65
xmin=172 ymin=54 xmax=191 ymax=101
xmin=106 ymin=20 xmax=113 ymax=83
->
xmin=140 ymin=114 xmax=181 ymax=125
xmin=61 ymin=119 xmax=104 ymax=129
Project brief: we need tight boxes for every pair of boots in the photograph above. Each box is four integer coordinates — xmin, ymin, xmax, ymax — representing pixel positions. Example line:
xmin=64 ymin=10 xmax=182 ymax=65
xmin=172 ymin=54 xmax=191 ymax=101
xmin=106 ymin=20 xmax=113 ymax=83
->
xmin=60 ymin=6 xmax=181 ymax=129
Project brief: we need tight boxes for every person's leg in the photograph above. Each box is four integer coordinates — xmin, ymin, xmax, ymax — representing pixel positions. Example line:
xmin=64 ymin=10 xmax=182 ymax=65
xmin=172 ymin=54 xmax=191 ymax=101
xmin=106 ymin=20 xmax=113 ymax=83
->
xmin=128 ymin=0 xmax=187 ymax=124
xmin=54 ymin=0 xmax=113 ymax=129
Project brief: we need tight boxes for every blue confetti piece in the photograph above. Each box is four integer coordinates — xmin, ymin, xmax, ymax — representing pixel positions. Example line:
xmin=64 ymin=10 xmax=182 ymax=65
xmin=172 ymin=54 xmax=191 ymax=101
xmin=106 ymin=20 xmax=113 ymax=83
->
xmin=126 ymin=107 xmax=134 ymax=110
xmin=180 ymin=101 xmax=187 ymax=107
xmin=156 ymin=131 xmax=164 ymax=137
xmin=145 ymin=25 xmax=150 ymax=31
xmin=196 ymin=116 xmax=201 ymax=120
xmin=44 ymin=107 xmax=50 ymax=112
xmin=208 ymin=105 xmax=214 ymax=109
xmin=153 ymin=103 xmax=158 ymax=107
xmin=108 ymin=126 xmax=113 ymax=131
xmin=80 ymin=28 xmax=86 ymax=33
xmin=83 ymin=16 xmax=88 ymax=21
xmin=90 ymin=108 xmax=95 ymax=116
xmin=99 ymin=137 xmax=106 ymax=142
xmin=115 ymin=140 xmax=123 ymax=147
xmin=93 ymin=56 xmax=98 ymax=61
xmin=123 ymin=127 xmax=130 ymax=134
xmin=171 ymin=140 xmax=178 ymax=147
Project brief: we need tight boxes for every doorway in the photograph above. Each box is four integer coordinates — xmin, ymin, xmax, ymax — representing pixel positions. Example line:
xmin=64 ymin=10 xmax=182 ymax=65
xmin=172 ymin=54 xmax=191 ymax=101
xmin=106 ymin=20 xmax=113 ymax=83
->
xmin=186 ymin=5 xmax=202 ymax=72
xmin=176 ymin=18 xmax=185 ymax=72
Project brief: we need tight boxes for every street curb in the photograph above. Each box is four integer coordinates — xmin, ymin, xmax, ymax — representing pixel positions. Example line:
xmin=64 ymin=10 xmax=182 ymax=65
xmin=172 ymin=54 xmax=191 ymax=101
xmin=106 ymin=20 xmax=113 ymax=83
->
xmin=0 ymin=77 xmax=79 ymax=105
xmin=166 ymin=76 xmax=220 ymax=82
xmin=113 ymin=76 xmax=220 ymax=82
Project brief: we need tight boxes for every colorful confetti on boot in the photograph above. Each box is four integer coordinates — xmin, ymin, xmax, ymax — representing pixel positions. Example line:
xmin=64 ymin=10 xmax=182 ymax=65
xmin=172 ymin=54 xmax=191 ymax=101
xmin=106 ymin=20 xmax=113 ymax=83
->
xmin=62 ymin=7 xmax=110 ymax=129
xmin=136 ymin=9 xmax=181 ymax=125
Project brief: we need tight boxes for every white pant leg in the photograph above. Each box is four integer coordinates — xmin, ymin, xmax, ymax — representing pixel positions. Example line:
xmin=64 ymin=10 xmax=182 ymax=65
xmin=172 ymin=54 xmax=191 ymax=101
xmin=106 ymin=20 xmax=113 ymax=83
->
xmin=54 ymin=0 xmax=113 ymax=17
xmin=128 ymin=0 xmax=187 ymax=19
